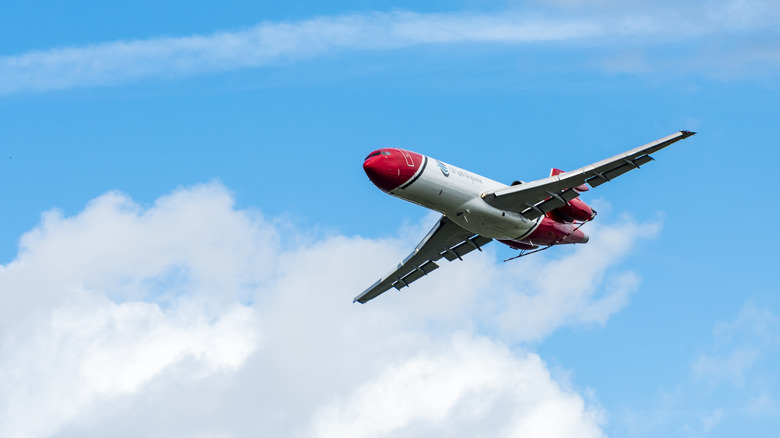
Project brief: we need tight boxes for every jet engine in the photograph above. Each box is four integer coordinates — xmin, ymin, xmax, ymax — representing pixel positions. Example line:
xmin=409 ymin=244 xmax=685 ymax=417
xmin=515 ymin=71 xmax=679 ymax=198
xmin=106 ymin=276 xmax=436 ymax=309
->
xmin=547 ymin=168 xmax=595 ymax=222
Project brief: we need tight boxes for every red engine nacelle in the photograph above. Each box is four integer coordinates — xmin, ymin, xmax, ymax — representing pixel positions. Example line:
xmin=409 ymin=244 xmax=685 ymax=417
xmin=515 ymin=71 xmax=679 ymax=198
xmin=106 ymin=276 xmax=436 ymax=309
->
xmin=547 ymin=168 xmax=595 ymax=222
xmin=551 ymin=197 xmax=594 ymax=222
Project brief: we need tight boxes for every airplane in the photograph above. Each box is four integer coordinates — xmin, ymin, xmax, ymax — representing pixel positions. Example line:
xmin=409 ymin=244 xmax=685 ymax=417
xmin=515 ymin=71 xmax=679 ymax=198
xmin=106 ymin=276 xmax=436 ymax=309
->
xmin=354 ymin=130 xmax=696 ymax=304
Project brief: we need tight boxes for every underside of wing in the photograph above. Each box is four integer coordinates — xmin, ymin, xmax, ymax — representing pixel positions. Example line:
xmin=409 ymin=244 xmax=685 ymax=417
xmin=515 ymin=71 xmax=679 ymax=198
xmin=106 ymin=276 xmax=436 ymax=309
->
xmin=354 ymin=215 xmax=492 ymax=304
xmin=481 ymin=130 xmax=696 ymax=220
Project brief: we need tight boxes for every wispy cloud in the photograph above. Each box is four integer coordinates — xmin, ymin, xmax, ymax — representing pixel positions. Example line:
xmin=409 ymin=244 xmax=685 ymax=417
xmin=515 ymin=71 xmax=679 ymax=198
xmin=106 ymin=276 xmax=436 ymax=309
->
xmin=692 ymin=301 xmax=780 ymax=388
xmin=2 ymin=1 xmax=780 ymax=95
xmin=0 ymin=11 xmax=602 ymax=95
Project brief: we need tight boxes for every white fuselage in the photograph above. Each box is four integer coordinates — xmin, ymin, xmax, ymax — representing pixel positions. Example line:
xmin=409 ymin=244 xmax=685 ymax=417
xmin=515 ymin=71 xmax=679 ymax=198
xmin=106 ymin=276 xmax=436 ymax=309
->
xmin=389 ymin=156 xmax=540 ymax=240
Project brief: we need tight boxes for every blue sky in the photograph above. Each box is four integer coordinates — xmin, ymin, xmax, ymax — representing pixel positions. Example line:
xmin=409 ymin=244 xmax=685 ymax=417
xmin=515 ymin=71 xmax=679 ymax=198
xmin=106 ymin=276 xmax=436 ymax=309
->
xmin=1 ymin=1 xmax=779 ymax=437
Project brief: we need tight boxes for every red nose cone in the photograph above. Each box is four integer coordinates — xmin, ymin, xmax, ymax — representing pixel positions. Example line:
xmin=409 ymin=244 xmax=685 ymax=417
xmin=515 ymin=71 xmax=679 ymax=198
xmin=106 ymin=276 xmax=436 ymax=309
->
xmin=363 ymin=149 xmax=423 ymax=192
xmin=363 ymin=156 xmax=400 ymax=192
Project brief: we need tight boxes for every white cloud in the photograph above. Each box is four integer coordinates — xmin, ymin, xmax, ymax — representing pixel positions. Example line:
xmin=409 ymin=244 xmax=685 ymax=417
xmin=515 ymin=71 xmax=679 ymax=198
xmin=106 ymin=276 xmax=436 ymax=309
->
xmin=692 ymin=348 xmax=761 ymax=388
xmin=478 ymin=214 xmax=659 ymax=342
xmin=608 ymin=299 xmax=780 ymax=436
xmin=2 ymin=1 xmax=780 ymax=94
xmin=0 ymin=182 xmax=656 ymax=437
xmin=311 ymin=334 xmax=604 ymax=438
xmin=692 ymin=301 xmax=780 ymax=388
xmin=746 ymin=393 xmax=780 ymax=416
xmin=701 ymin=408 xmax=724 ymax=432
xmin=0 ymin=293 xmax=258 ymax=438
xmin=713 ymin=300 xmax=780 ymax=345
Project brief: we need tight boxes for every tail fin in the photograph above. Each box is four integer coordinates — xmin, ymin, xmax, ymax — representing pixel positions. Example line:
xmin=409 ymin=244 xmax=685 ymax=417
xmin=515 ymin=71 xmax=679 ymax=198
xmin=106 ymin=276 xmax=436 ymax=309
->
xmin=550 ymin=168 xmax=589 ymax=192
xmin=547 ymin=168 xmax=595 ymax=222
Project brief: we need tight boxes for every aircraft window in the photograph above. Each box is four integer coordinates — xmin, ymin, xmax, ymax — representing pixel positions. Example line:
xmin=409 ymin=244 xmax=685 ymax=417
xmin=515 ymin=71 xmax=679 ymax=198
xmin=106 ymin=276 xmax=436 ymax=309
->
xmin=365 ymin=151 xmax=381 ymax=160
xmin=381 ymin=151 xmax=391 ymax=155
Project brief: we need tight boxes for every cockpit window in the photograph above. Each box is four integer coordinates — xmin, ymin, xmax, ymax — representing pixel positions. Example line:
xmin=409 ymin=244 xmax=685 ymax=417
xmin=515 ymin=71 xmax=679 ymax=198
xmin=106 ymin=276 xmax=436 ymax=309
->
xmin=363 ymin=150 xmax=390 ymax=161
xmin=365 ymin=150 xmax=392 ymax=161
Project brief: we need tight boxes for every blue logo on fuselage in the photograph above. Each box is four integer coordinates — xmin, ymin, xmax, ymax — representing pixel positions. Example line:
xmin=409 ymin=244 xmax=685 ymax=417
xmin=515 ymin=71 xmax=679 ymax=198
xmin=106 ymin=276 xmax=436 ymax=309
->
xmin=436 ymin=160 xmax=450 ymax=177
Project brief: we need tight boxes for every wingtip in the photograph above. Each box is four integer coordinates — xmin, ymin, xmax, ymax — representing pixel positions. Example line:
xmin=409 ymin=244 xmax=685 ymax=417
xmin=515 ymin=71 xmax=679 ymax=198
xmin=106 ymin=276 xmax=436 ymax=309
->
xmin=680 ymin=130 xmax=697 ymax=137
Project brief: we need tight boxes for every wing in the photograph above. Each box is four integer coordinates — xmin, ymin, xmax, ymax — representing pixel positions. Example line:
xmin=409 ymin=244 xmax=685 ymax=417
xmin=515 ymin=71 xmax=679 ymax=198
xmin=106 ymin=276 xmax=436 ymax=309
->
xmin=481 ymin=130 xmax=696 ymax=219
xmin=354 ymin=215 xmax=492 ymax=304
